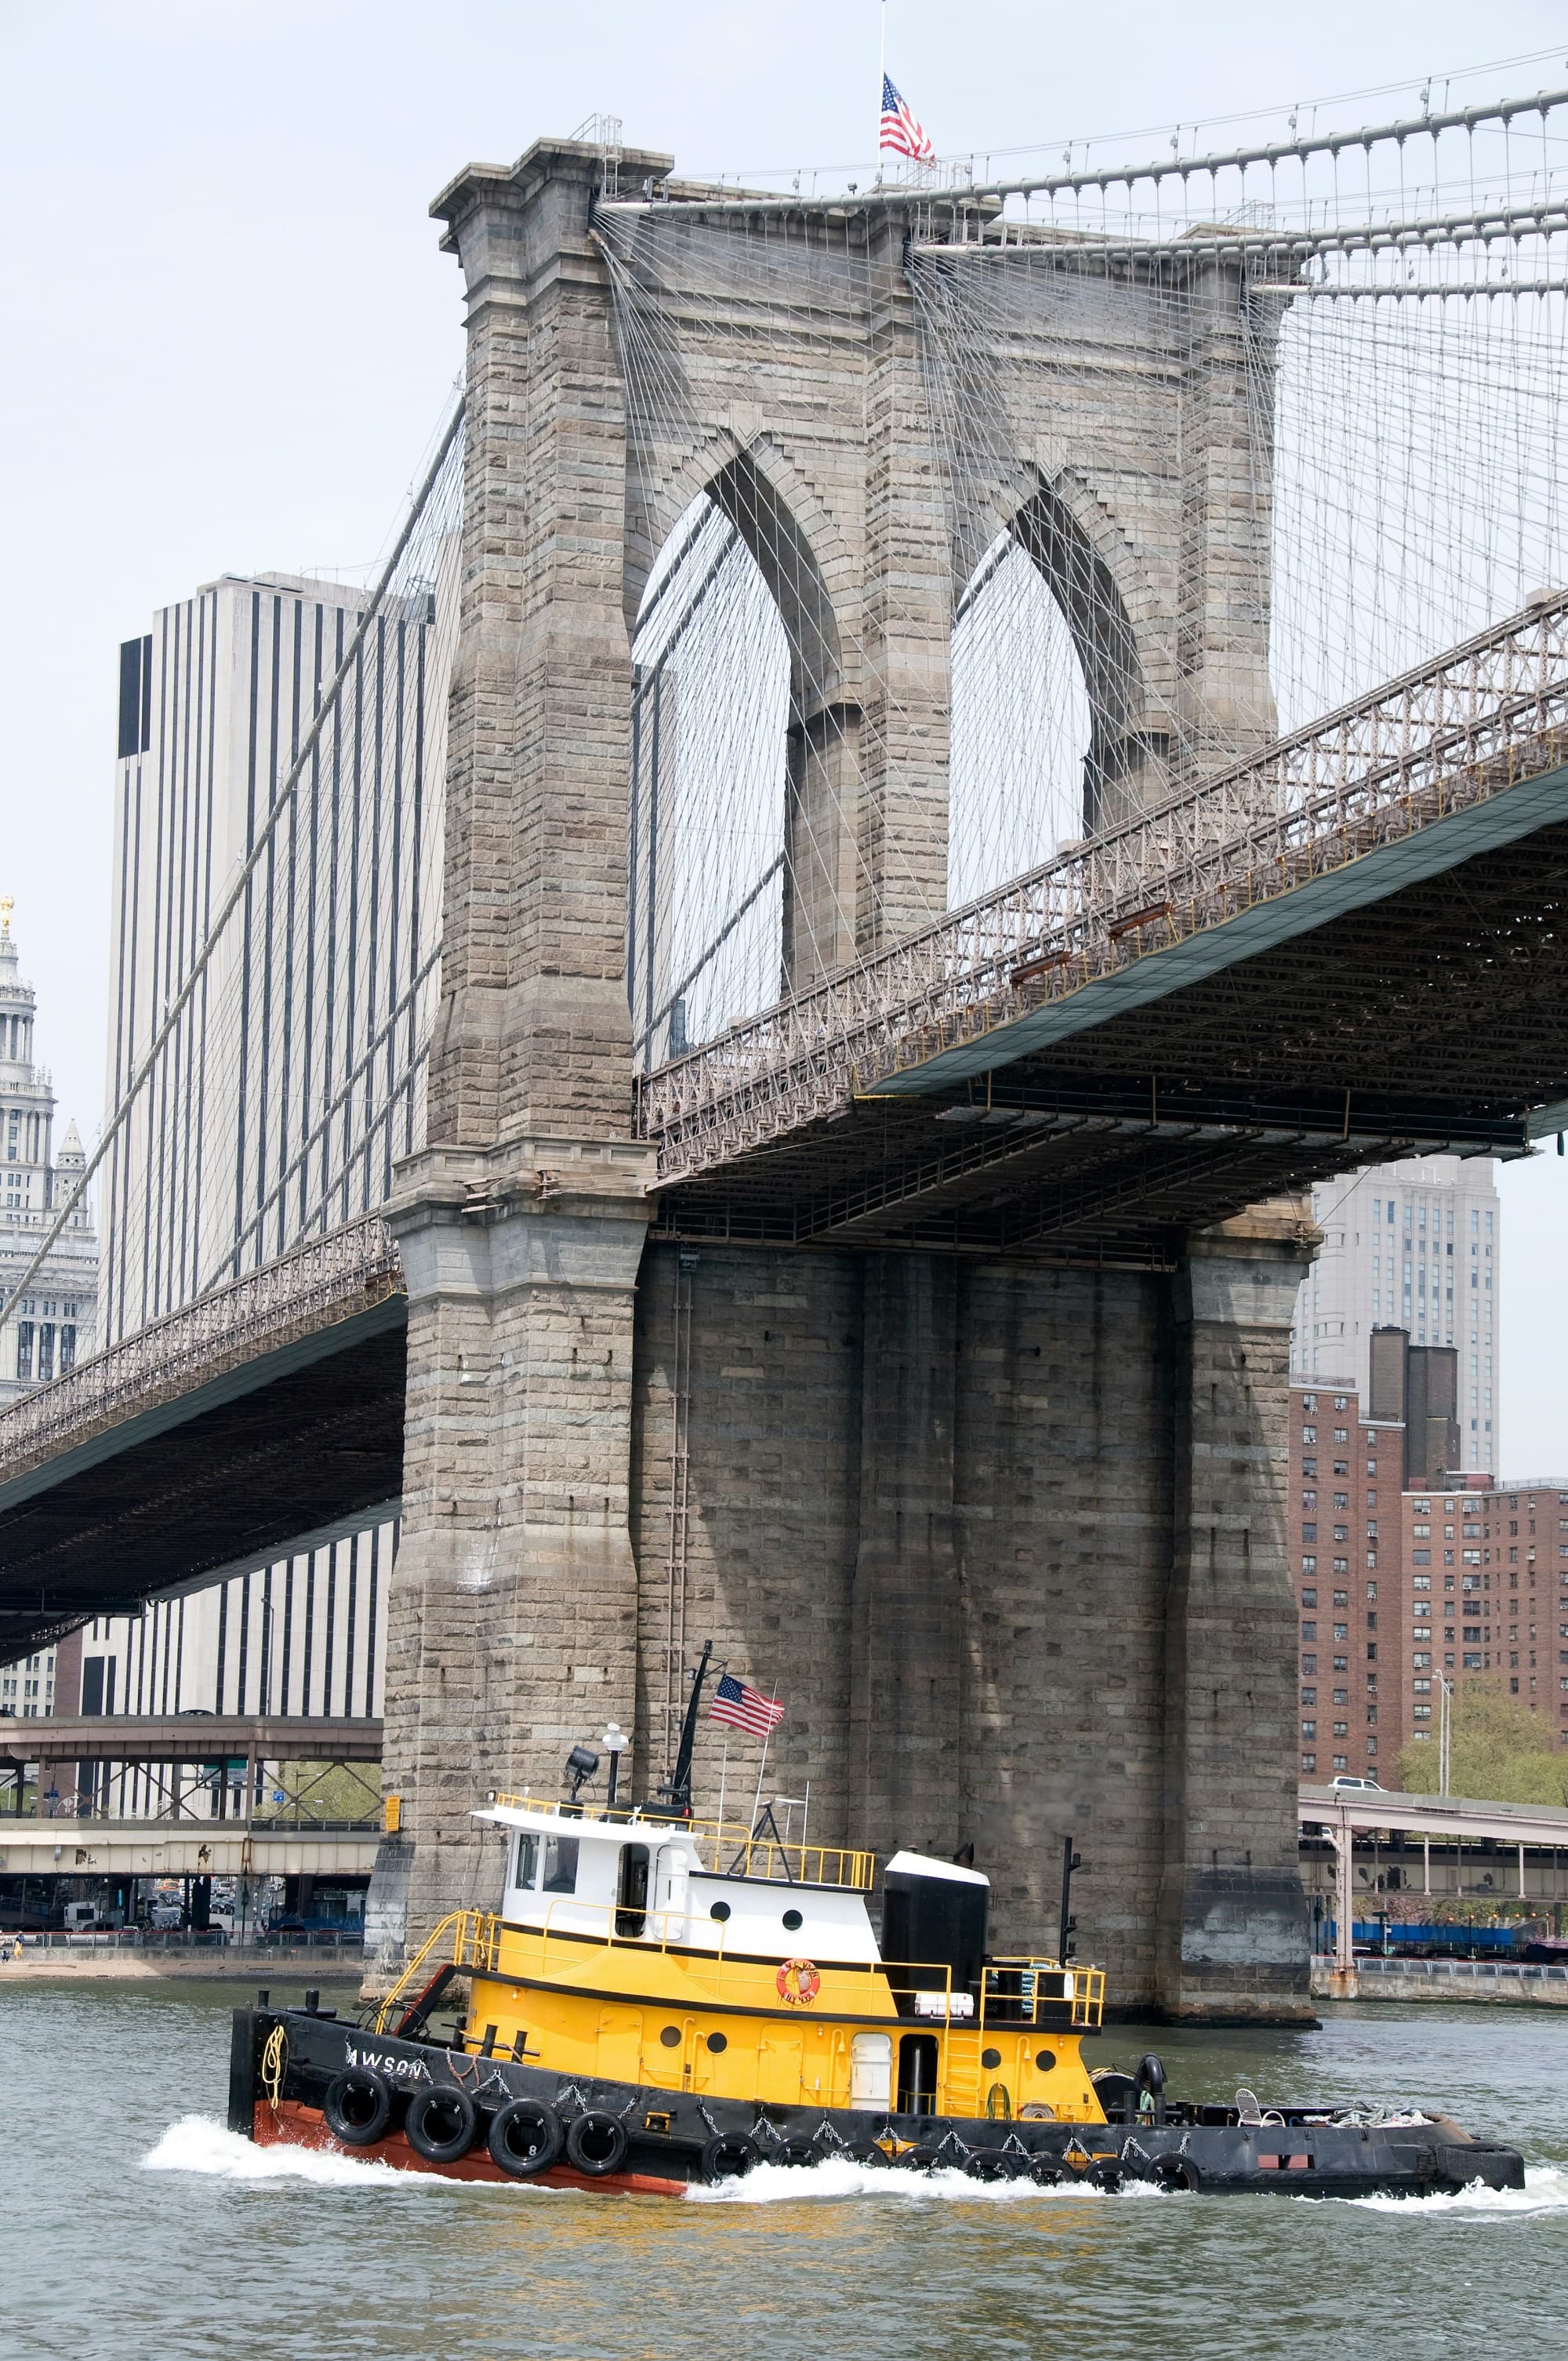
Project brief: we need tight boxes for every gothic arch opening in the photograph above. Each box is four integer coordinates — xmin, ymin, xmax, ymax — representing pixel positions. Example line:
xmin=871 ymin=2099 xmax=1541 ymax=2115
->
xmin=1011 ymin=485 xmax=1163 ymax=839
xmin=627 ymin=468 xmax=859 ymax=1069
xmin=948 ymin=534 xmax=1092 ymax=909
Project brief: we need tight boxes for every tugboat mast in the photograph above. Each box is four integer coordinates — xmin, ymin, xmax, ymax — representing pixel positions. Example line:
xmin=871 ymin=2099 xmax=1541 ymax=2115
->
xmin=658 ymin=1640 xmax=713 ymax=1817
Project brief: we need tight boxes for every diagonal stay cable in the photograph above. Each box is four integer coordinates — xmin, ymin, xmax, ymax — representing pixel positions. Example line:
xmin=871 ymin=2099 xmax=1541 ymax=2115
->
xmin=0 ymin=397 xmax=464 ymax=1345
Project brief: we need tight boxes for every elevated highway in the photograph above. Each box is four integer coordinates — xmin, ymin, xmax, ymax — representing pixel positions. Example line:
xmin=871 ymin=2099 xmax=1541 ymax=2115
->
xmin=0 ymin=1821 xmax=379 ymax=1877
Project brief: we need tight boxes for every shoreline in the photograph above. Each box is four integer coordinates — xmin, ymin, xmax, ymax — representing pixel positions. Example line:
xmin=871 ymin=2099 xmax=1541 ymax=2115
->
xmin=0 ymin=1949 xmax=362 ymax=1985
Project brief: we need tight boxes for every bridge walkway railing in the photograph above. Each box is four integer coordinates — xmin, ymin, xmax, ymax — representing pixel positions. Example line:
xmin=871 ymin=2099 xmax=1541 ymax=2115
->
xmin=0 ymin=1215 xmax=403 ymax=1491
xmin=639 ymin=594 xmax=1568 ymax=1180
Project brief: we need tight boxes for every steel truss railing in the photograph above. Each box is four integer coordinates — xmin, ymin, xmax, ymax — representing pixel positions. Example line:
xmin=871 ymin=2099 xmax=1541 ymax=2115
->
xmin=638 ymin=596 xmax=1568 ymax=1182
xmin=0 ymin=1215 xmax=404 ymax=1487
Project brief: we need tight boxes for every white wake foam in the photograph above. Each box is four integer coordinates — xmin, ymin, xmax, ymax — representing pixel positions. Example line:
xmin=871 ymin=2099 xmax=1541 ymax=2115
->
xmin=1345 ymin=2164 xmax=1568 ymax=2216
xmin=140 ymin=2115 xmax=530 ymax=2192
xmin=688 ymin=2156 xmax=1158 ymax=2205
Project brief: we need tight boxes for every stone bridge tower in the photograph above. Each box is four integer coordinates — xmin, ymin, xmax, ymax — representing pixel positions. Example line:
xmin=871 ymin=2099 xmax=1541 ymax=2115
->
xmin=374 ymin=136 xmax=1314 ymax=2021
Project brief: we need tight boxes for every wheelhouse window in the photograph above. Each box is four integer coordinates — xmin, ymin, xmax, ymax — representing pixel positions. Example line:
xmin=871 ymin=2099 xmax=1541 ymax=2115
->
xmin=511 ymin=1832 xmax=539 ymax=1890
xmin=542 ymin=1835 xmax=579 ymax=1894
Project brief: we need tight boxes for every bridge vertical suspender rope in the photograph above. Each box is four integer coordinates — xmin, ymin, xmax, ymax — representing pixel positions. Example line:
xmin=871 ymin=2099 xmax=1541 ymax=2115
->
xmin=0 ymin=398 xmax=465 ymax=1349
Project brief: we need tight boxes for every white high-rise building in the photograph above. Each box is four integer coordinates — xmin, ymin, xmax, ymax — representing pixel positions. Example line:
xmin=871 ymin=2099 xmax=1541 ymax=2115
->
xmin=75 ymin=566 xmax=450 ymax=1757
xmin=1291 ymin=1153 xmax=1501 ymax=1473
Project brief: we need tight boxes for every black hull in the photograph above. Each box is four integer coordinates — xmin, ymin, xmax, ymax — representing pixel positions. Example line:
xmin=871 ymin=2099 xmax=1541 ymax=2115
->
xmin=230 ymin=2004 xmax=1527 ymax=2199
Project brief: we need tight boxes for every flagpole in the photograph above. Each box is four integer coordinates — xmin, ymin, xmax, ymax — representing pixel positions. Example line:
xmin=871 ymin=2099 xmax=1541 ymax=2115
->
xmin=717 ymin=1731 xmax=730 ymax=1836
xmin=749 ymin=1685 xmax=780 ymax=1834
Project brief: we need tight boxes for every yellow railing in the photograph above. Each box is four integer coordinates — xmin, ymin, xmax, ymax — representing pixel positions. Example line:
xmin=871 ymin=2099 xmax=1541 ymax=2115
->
xmin=372 ymin=1909 xmax=499 ymax=2033
xmin=486 ymin=1794 xmax=876 ymax=1891
xmin=982 ymin=1958 xmax=1105 ymax=2029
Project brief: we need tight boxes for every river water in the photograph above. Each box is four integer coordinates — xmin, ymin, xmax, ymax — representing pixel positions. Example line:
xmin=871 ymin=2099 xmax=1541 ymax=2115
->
xmin=4 ymin=1978 xmax=1567 ymax=2361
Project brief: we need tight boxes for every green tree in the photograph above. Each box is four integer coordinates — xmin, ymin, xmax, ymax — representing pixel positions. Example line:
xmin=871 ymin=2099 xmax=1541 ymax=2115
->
xmin=1398 ymin=1676 xmax=1568 ymax=1806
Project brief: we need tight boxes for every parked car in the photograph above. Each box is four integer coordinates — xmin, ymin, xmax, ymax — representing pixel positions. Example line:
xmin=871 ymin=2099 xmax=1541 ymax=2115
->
xmin=1329 ymin=1774 xmax=1384 ymax=1792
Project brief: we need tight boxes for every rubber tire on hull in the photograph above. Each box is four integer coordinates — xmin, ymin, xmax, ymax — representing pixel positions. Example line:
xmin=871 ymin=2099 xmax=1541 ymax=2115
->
xmin=842 ymin=2141 xmax=891 ymax=2169
xmin=565 ymin=2111 xmax=629 ymax=2178
xmin=701 ymin=2133 xmax=763 ymax=2183
xmin=1154 ymin=2156 xmax=1201 ymax=2192
xmin=322 ymin=2067 xmax=394 ymax=2147
xmin=487 ymin=2098 xmax=564 ymax=2178
xmin=405 ymin=2087 xmax=479 ymax=2165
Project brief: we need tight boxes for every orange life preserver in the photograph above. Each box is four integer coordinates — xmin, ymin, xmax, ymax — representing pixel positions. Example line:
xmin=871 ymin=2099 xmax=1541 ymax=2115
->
xmin=776 ymin=1956 xmax=820 ymax=2007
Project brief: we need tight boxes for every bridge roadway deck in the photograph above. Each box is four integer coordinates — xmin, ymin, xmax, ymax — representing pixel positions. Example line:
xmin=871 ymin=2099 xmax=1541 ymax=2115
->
xmin=0 ymin=1222 xmax=407 ymax=1662
xmin=644 ymin=601 xmax=1568 ymax=1259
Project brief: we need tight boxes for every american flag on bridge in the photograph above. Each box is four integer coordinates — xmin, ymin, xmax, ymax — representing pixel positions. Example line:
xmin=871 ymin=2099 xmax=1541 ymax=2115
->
xmin=710 ymin=1673 xmax=786 ymax=1738
xmin=880 ymin=74 xmax=934 ymax=163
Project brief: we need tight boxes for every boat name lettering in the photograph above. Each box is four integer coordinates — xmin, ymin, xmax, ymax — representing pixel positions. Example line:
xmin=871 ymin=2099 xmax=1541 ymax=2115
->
xmin=345 ymin=2045 xmax=430 ymax=2081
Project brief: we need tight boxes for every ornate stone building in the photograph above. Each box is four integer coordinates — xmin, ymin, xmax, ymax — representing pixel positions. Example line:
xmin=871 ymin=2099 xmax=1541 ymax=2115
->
xmin=0 ymin=899 xmax=97 ymax=1720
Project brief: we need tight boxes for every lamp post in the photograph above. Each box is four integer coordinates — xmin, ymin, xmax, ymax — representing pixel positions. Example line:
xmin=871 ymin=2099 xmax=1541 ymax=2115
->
xmin=1438 ymin=1675 xmax=1454 ymax=1798
xmin=602 ymin=1723 xmax=628 ymax=1810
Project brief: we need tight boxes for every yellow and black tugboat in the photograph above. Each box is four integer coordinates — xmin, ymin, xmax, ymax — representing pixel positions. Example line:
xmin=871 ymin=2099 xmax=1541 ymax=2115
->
xmin=230 ymin=1668 xmax=1525 ymax=2199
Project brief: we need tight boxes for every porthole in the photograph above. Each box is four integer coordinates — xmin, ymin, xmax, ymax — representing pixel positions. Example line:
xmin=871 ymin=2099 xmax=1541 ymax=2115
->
xmin=659 ymin=2025 xmax=682 ymax=2048
xmin=1035 ymin=2048 xmax=1056 ymax=2072
xmin=706 ymin=2031 xmax=728 ymax=2054
xmin=710 ymin=1901 xmax=732 ymax=1922
xmin=981 ymin=2047 xmax=1002 ymax=2071
xmin=782 ymin=1908 xmax=803 ymax=1931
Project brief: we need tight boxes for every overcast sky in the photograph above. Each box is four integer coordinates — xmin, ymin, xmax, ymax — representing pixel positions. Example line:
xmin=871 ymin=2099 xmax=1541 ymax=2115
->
xmin=2 ymin=0 xmax=1565 ymax=1467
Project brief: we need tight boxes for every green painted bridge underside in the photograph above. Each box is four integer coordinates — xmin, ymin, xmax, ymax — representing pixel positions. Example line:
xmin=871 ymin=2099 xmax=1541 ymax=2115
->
xmin=866 ymin=761 xmax=1568 ymax=1103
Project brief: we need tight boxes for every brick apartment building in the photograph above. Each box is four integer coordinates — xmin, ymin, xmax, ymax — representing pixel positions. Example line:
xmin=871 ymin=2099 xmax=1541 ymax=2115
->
xmin=1290 ymin=1329 xmax=1568 ymax=1783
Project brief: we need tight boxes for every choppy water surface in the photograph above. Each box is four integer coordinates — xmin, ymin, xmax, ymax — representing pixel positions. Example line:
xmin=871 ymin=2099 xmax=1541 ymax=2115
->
xmin=4 ymin=1980 xmax=1568 ymax=2360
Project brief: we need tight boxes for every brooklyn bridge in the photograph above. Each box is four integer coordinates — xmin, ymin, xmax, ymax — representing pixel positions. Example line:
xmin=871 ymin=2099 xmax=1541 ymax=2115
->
xmin=4 ymin=89 xmax=1568 ymax=2016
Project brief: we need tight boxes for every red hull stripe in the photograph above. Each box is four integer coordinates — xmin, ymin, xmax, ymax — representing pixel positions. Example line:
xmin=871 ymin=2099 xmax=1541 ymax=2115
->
xmin=252 ymin=2101 xmax=688 ymax=2197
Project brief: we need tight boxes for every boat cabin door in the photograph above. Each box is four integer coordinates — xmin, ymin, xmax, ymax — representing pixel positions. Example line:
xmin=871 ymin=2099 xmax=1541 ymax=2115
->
xmin=616 ymin=1843 xmax=651 ymax=1938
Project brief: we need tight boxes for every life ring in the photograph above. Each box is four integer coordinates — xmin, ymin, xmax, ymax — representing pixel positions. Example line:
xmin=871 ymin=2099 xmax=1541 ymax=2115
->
xmin=700 ymin=2131 xmax=763 ymax=2183
xmin=405 ymin=2086 xmax=478 ymax=2164
xmin=486 ymin=2097 xmax=562 ymax=2178
xmin=565 ymin=2109 xmax=629 ymax=2178
xmin=322 ymin=2065 xmax=393 ymax=2147
xmin=775 ymin=1957 xmax=821 ymax=2007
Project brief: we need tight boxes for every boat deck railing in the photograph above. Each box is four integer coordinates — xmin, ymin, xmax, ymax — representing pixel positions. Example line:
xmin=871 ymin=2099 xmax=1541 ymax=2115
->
xmin=485 ymin=1793 xmax=876 ymax=1892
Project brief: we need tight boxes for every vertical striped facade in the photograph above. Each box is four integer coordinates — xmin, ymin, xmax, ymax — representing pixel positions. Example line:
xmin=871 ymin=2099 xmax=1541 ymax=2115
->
xmin=103 ymin=569 xmax=446 ymax=1341
xmin=89 ymin=568 xmax=452 ymax=1752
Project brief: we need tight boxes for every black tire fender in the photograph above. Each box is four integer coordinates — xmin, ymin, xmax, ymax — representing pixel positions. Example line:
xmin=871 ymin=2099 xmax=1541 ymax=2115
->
xmin=965 ymin=2149 xmax=1016 ymax=2182
xmin=1154 ymin=2154 xmax=1201 ymax=2192
xmin=841 ymin=2139 xmax=891 ymax=2169
xmin=322 ymin=2066 xmax=394 ymax=2147
xmin=565 ymin=2109 xmax=629 ymax=2178
xmin=1029 ymin=2155 xmax=1065 ymax=2188
xmin=700 ymin=2131 xmax=763 ymax=2183
xmin=486 ymin=2097 xmax=563 ymax=2178
xmin=405 ymin=2085 xmax=479 ymax=2164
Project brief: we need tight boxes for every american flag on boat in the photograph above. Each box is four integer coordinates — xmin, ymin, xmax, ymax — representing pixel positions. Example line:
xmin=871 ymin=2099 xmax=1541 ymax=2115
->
xmin=880 ymin=74 xmax=934 ymax=162
xmin=710 ymin=1673 xmax=786 ymax=1737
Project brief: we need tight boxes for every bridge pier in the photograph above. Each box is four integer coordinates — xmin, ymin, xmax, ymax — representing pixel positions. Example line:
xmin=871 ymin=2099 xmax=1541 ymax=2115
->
xmin=1156 ymin=1207 xmax=1316 ymax=2021
xmin=374 ymin=1147 xmax=654 ymax=1962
